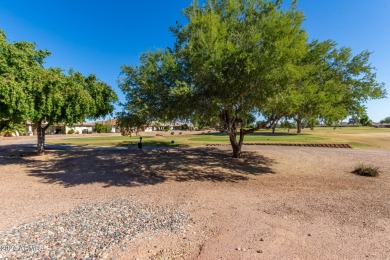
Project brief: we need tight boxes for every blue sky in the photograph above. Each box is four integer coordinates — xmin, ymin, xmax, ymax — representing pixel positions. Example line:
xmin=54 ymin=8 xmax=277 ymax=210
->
xmin=1 ymin=0 xmax=389 ymax=122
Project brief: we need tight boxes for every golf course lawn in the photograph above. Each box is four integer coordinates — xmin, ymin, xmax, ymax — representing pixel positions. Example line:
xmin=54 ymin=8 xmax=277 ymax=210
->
xmin=46 ymin=127 xmax=390 ymax=150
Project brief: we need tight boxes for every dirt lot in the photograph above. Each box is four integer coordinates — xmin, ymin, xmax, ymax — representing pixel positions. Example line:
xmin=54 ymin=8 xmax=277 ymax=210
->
xmin=0 ymin=142 xmax=389 ymax=259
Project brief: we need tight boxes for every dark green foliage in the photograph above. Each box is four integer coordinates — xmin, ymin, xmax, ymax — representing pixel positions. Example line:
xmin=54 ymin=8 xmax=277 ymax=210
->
xmin=67 ymin=129 xmax=75 ymax=134
xmin=181 ymin=124 xmax=189 ymax=130
xmin=95 ymin=123 xmax=112 ymax=133
xmin=380 ymin=117 xmax=390 ymax=124
xmin=0 ymin=122 xmax=26 ymax=136
xmin=359 ymin=115 xmax=372 ymax=126
xmin=353 ymin=165 xmax=380 ymax=177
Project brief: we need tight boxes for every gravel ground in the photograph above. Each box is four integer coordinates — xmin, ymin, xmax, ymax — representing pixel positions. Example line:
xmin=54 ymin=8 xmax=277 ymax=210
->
xmin=0 ymin=198 xmax=186 ymax=259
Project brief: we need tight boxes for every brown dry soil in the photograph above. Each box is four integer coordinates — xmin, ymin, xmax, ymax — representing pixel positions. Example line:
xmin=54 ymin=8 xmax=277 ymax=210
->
xmin=0 ymin=143 xmax=389 ymax=259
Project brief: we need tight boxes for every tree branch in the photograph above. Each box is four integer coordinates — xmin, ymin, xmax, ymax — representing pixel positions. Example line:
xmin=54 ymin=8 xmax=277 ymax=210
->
xmin=242 ymin=120 xmax=270 ymax=135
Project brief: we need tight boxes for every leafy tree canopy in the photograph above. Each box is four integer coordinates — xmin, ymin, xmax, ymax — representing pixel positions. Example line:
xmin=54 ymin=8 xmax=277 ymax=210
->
xmin=380 ymin=117 xmax=390 ymax=124
xmin=120 ymin=0 xmax=307 ymax=157
xmin=0 ymin=30 xmax=118 ymax=155
xmin=359 ymin=114 xmax=372 ymax=126
xmin=119 ymin=0 xmax=386 ymax=158
xmin=0 ymin=29 xmax=50 ymax=132
xmin=32 ymin=68 xmax=118 ymax=155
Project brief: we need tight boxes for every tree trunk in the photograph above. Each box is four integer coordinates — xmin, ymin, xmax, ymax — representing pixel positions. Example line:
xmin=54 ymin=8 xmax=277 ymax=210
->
xmin=36 ymin=121 xmax=46 ymax=156
xmin=0 ymin=120 xmax=11 ymax=133
xmin=271 ymin=118 xmax=280 ymax=134
xmin=229 ymin=128 xmax=244 ymax=158
xmin=272 ymin=124 xmax=276 ymax=134
xmin=296 ymin=118 xmax=302 ymax=134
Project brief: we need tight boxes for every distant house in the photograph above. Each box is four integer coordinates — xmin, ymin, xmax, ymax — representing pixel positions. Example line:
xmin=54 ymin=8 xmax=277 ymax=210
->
xmin=372 ymin=123 xmax=390 ymax=128
xmin=144 ymin=125 xmax=162 ymax=132
xmin=25 ymin=122 xmax=95 ymax=135
xmin=63 ymin=123 xmax=95 ymax=134
xmin=23 ymin=119 xmax=193 ymax=136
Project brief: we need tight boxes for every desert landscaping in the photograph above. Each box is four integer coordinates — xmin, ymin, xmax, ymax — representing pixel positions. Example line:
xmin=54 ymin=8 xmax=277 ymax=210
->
xmin=1 ymin=0 xmax=390 ymax=259
xmin=1 ymin=132 xmax=389 ymax=259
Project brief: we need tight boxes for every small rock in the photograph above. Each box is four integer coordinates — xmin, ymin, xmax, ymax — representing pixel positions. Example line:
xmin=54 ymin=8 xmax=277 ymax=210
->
xmin=308 ymin=233 xmax=311 ymax=236
xmin=236 ymin=247 xmax=241 ymax=251
xmin=257 ymin=250 xmax=263 ymax=253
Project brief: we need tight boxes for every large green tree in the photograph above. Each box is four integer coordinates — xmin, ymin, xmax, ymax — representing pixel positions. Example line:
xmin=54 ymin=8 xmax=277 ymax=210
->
xmin=282 ymin=39 xmax=344 ymax=133
xmin=261 ymin=39 xmax=386 ymax=133
xmin=31 ymin=69 xmax=118 ymax=155
xmin=317 ymin=46 xmax=385 ymax=128
xmin=0 ymin=30 xmax=118 ymax=155
xmin=119 ymin=0 xmax=386 ymax=157
xmin=120 ymin=0 xmax=307 ymax=157
xmin=0 ymin=30 xmax=49 ymax=132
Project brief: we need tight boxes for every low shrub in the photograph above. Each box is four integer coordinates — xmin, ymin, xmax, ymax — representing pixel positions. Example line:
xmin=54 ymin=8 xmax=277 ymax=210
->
xmin=95 ymin=123 xmax=112 ymax=133
xmin=67 ymin=129 xmax=75 ymax=134
xmin=352 ymin=164 xmax=380 ymax=177
xmin=171 ymin=131 xmax=175 ymax=135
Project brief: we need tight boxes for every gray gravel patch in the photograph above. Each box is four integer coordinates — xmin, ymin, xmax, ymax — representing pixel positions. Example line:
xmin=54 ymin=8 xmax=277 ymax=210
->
xmin=0 ymin=197 xmax=187 ymax=259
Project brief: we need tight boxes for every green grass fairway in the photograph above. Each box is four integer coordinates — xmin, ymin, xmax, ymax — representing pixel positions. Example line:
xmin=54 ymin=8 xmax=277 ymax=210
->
xmin=187 ymin=131 xmax=325 ymax=144
xmin=47 ymin=127 xmax=390 ymax=150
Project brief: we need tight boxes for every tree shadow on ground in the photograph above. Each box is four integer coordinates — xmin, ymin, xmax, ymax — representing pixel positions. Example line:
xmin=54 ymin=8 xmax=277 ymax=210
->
xmin=116 ymin=141 xmax=188 ymax=148
xmin=0 ymin=145 xmax=274 ymax=188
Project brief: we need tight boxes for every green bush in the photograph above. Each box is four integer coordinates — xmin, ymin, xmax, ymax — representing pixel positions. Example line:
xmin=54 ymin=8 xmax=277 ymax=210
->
xmin=95 ymin=123 xmax=112 ymax=133
xmin=353 ymin=165 xmax=380 ymax=177
xmin=164 ymin=126 xmax=170 ymax=131
xmin=67 ymin=129 xmax=75 ymax=134
xmin=181 ymin=124 xmax=189 ymax=130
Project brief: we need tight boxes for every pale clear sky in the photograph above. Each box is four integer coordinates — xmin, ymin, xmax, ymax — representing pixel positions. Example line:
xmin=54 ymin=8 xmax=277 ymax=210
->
xmin=0 ymin=0 xmax=389 ymax=122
